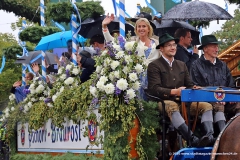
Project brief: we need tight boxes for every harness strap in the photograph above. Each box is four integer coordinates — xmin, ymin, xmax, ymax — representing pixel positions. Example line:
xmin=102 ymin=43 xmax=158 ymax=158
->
xmin=192 ymin=102 xmax=199 ymax=132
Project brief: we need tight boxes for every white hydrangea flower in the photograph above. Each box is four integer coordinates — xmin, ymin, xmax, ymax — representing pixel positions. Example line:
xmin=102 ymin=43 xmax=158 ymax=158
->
xmin=29 ymin=88 xmax=36 ymax=94
xmin=5 ymin=112 xmax=9 ymax=118
xmin=128 ymin=73 xmax=138 ymax=82
xmin=24 ymin=105 xmax=29 ymax=113
xmin=47 ymin=103 xmax=54 ymax=108
xmin=0 ymin=118 xmax=3 ymax=122
xmin=5 ymin=108 xmax=9 ymax=114
xmin=29 ymin=84 xmax=35 ymax=90
xmin=66 ymin=64 xmax=72 ymax=70
xmin=109 ymin=72 xmax=114 ymax=81
xmin=116 ymin=51 xmax=124 ymax=59
xmin=72 ymin=67 xmax=80 ymax=75
xmin=11 ymin=107 xmax=15 ymax=111
xmin=132 ymin=81 xmax=141 ymax=90
xmin=39 ymin=97 xmax=45 ymax=101
xmin=33 ymin=77 xmax=39 ymax=81
xmin=116 ymin=78 xmax=128 ymax=91
xmin=113 ymin=70 xmax=120 ymax=79
xmin=56 ymin=91 xmax=60 ymax=96
xmin=58 ymin=67 xmax=64 ymax=74
xmin=38 ymin=80 xmax=43 ymax=85
xmin=60 ymin=86 xmax=65 ymax=93
xmin=52 ymin=95 xmax=57 ymax=102
xmin=104 ymin=83 xmax=115 ymax=94
xmin=90 ymin=86 xmax=98 ymax=97
xmin=125 ymin=41 xmax=135 ymax=51
xmin=112 ymin=44 xmax=121 ymax=51
xmin=64 ymin=77 xmax=74 ymax=85
xmin=96 ymin=81 xmax=105 ymax=91
xmin=123 ymin=66 xmax=130 ymax=74
xmin=31 ymin=98 xmax=36 ymax=102
xmin=96 ymin=66 xmax=102 ymax=73
xmin=110 ymin=60 xmax=120 ymax=70
xmin=101 ymin=50 xmax=108 ymax=56
xmin=36 ymin=84 xmax=45 ymax=93
xmin=100 ymin=68 xmax=105 ymax=75
xmin=60 ymin=74 xmax=67 ymax=80
xmin=99 ymin=76 xmax=108 ymax=84
xmin=125 ymin=55 xmax=133 ymax=64
xmin=43 ymin=90 xmax=48 ymax=96
xmin=104 ymin=58 xmax=111 ymax=67
xmin=127 ymin=88 xmax=136 ymax=99
xmin=2 ymin=116 xmax=5 ymax=121
xmin=135 ymin=64 xmax=144 ymax=73
xmin=28 ymin=102 xmax=33 ymax=108
xmin=9 ymin=94 xmax=15 ymax=101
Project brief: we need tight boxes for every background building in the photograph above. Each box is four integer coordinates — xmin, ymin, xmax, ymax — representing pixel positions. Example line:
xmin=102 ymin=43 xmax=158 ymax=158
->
xmin=150 ymin=0 xmax=191 ymax=14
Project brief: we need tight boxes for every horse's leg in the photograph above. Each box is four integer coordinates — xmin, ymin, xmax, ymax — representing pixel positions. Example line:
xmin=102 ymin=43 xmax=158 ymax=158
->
xmin=216 ymin=117 xmax=240 ymax=160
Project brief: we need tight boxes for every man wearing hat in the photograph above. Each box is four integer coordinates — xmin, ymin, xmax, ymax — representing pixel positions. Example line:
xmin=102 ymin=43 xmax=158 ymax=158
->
xmin=147 ymin=33 xmax=215 ymax=147
xmin=190 ymin=35 xmax=240 ymax=136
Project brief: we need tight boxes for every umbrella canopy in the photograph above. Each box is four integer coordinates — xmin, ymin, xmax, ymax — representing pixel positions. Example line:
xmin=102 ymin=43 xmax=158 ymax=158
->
xmin=153 ymin=20 xmax=200 ymax=45
xmin=35 ymin=30 xmax=86 ymax=51
xmin=15 ymin=51 xmax=56 ymax=65
xmin=162 ymin=0 xmax=233 ymax=21
xmin=79 ymin=15 xmax=135 ymax=38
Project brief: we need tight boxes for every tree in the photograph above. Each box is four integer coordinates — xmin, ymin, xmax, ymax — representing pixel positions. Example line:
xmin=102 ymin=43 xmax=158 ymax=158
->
xmin=228 ymin=0 xmax=240 ymax=4
xmin=213 ymin=9 xmax=240 ymax=52
xmin=140 ymin=6 xmax=152 ymax=14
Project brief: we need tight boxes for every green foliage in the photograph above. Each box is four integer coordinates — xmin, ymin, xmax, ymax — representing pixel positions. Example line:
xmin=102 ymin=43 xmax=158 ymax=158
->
xmin=213 ymin=9 xmax=240 ymax=52
xmin=10 ymin=152 xmax=103 ymax=160
xmin=140 ymin=7 xmax=152 ymax=14
xmin=189 ymin=20 xmax=210 ymax=28
xmin=0 ymin=0 xmax=51 ymax=24
xmin=45 ymin=1 xmax=104 ymax=24
xmin=2 ymin=45 xmax=34 ymax=60
xmin=0 ymin=33 xmax=17 ymax=56
xmin=19 ymin=26 xmax=61 ymax=43
xmin=0 ymin=67 xmax=21 ymax=104
xmin=228 ymin=0 xmax=240 ymax=4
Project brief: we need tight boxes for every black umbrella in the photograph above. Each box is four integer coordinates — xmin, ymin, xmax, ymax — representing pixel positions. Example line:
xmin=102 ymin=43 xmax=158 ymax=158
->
xmin=162 ymin=0 xmax=233 ymax=21
xmin=153 ymin=20 xmax=200 ymax=45
xmin=15 ymin=51 xmax=56 ymax=64
xmin=79 ymin=15 xmax=135 ymax=38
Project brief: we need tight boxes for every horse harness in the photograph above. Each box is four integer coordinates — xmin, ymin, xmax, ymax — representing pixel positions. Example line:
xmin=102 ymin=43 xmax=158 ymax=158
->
xmin=210 ymin=113 xmax=240 ymax=160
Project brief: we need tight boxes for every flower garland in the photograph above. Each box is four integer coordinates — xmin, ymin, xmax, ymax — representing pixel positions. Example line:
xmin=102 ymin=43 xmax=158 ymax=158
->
xmin=1 ymin=94 xmax=17 ymax=122
xmin=90 ymin=35 xmax=156 ymax=159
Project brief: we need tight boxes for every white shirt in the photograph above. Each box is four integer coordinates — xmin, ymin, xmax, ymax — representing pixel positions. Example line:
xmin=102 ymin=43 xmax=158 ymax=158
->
xmin=162 ymin=55 xmax=174 ymax=67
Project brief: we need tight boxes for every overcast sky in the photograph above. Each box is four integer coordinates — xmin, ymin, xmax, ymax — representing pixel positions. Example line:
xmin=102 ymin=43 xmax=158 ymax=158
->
xmin=0 ymin=0 xmax=238 ymax=39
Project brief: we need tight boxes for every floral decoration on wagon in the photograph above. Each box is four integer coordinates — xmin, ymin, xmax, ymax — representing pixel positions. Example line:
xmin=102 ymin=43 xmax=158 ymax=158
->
xmin=90 ymin=35 xmax=148 ymax=159
xmin=19 ymin=76 xmax=51 ymax=113
xmin=48 ymin=60 xmax=82 ymax=106
xmin=0 ymin=94 xmax=17 ymax=122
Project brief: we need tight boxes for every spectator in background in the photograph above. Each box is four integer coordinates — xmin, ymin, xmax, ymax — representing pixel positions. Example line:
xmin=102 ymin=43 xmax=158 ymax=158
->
xmin=76 ymin=50 xmax=96 ymax=83
xmin=174 ymin=28 xmax=199 ymax=71
xmin=11 ymin=72 xmax=34 ymax=103
xmin=90 ymin=34 xmax=105 ymax=51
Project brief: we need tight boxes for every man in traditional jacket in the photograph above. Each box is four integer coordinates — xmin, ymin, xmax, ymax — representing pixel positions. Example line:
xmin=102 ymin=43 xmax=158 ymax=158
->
xmin=147 ymin=33 xmax=215 ymax=147
xmin=190 ymin=35 xmax=240 ymax=135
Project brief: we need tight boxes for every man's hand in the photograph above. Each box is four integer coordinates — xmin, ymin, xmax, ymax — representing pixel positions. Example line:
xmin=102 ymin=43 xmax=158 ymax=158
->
xmin=192 ymin=85 xmax=202 ymax=89
xmin=31 ymin=63 xmax=39 ymax=73
xmin=193 ymin=45 xmax=198 ymax=54
xmin=102 ymin=13 xmax=115 ymax=28
xmin=13 ymin=81 xmax=22 ymax=87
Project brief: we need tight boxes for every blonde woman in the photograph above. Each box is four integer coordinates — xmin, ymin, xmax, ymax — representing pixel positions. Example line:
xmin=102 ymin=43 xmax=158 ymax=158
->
xmin=102 ymin=14 xmax=161 ymax=100
xmin=102 ymin=14 xmax=161 ymax=66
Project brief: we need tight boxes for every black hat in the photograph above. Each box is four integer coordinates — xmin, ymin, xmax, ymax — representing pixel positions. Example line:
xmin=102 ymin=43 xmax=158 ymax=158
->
xmin=79 ymin=50 xmax=92 ymax=58
xmin=198 ymin=35 xmax=220 ymax=50
xmin=156 ymin=33 xmax=179 ymax=49
xmin=130 ymin=12 xmax=156 ymax=29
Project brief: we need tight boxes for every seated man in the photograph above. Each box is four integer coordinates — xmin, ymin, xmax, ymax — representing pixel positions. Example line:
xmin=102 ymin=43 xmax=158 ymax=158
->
xmin=190 ymin=35 xmax=240 ymax=134
xmin=147 ymin=33 xmax=215 ymax=147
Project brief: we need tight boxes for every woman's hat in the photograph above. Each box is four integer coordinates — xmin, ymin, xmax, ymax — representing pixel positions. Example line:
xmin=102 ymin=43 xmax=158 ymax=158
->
xmin=129 ymin=12 xmax=156 ymax=29
xmin=198 ymin=35 xmax=221 ymax=50
xmin=156 ymin=33 xmax=179 ymax=49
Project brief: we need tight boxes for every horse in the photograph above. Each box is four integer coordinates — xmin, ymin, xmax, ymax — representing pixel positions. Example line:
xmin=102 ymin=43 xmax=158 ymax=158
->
xmin=213 ymin=114 xmax=240 ymax=160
